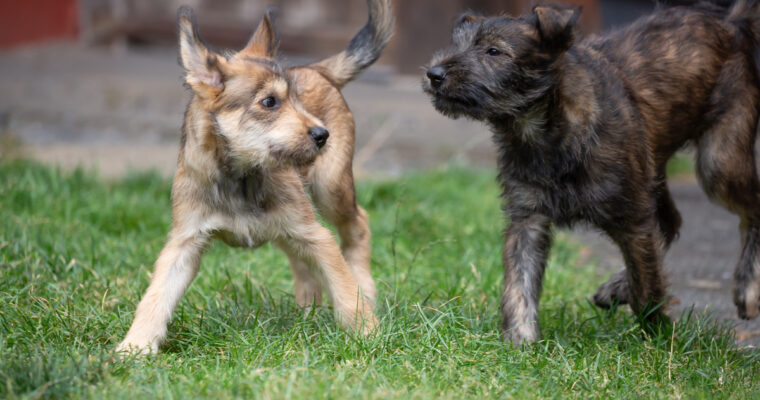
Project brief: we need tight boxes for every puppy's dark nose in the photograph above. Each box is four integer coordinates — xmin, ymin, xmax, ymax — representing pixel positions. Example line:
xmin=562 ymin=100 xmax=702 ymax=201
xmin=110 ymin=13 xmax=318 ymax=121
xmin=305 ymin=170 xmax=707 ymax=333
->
xmin=309 ymin=126 xmax=329 ymax=149
xmin=426 ymin=66 xmax=447 ymax=88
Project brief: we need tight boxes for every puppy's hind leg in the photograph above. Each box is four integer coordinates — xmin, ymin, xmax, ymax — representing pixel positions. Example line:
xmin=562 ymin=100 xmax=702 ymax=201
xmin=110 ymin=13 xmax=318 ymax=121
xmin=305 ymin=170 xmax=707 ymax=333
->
xmin=593 ymin=179 xmax=680 ymax=309
xmin=276 ymin=222 xmax=377 ymax=335
xmin=694 ymin=55 xmax=760 ymax=319
xmin=611 ymin=215 xmax=670 ymax=331
xmin=592 ymin=269 xmax=630 ymax=310
xmin=735 ymin=221 xmax=760 ymax=320
xmin=117 ymin=228 xmax=208 ymax=354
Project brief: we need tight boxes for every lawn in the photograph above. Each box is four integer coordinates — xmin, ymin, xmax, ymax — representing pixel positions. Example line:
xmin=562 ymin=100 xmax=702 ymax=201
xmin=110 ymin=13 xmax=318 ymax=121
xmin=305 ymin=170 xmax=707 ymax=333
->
xmin=0 ymin=159 xmax=757 ymax=399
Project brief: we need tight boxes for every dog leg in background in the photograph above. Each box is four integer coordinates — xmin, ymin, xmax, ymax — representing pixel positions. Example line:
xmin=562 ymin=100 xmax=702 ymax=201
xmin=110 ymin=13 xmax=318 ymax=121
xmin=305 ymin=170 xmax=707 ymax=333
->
xmin=501 ymin=215 xmax=552 ymax=344
xmin=735 ymin=221 xmax=760 ymax=320
xmin=335 ymin=205 xmax=375 ymax=306
xmin=280 ymin=246 xmax=323 ymax=311
xmin=118 ymin=230 xmax=208 ymax=354
xmin=592 ymin=269 xmax=630 ymax=310
xmin=593 ymin=177 xmax=682 ymax=309
xmin=277 ymin=221 xmax=377 ymax=334
xmin=611 ymin=217 xmax=670 ymax=329
xmin=692 ymin=54 xmax=760 ymax=319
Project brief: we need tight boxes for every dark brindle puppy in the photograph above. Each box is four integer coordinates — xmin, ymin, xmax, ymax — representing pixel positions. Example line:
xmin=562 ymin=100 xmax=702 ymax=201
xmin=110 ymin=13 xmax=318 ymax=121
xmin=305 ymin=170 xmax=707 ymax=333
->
xmin=423 ymin=1 xmax=760 ymax=344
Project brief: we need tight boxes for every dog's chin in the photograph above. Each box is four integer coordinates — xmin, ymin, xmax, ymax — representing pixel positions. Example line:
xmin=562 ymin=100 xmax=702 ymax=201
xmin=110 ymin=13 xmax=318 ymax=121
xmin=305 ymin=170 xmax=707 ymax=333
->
xmin=422 ymin=79 xmax=488 ymax=120
xmin=270 ymin=144 xmax=320 ymax=168
xmin=429 ymin=94 xmax=486 ymax=121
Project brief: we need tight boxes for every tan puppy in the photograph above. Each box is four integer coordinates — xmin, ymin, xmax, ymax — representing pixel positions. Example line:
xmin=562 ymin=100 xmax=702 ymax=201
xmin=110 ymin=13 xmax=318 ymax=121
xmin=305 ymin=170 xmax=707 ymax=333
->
xmin=118 ymin=0 xmax=393 ymax=354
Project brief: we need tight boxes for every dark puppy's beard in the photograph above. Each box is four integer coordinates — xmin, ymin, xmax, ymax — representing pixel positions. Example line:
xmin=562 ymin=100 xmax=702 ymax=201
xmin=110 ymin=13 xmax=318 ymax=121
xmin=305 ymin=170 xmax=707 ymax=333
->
xmin=425 ymin=76 xmax=533 ymax=121
xmin=424 ymin=83 xmax=489 ymax=120
xmin=432 ymin=95 xmax=486 ymax=120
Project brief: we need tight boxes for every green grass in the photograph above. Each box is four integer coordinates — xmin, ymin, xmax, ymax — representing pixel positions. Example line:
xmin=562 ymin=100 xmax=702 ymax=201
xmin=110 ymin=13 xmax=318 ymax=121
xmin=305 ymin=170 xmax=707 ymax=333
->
xmin=666 ymin=152 xmax=695 ymax=179
xmin=0 ymin=159 xmax=757 ymax=399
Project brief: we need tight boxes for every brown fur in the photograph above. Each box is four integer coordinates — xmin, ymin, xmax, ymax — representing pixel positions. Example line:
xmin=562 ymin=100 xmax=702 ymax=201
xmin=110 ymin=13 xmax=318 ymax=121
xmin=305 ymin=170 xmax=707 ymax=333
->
xmin=424 ymin=2 xmax=760 ymax=343
xmin=118 ymin=1 xmax=393 ymax=354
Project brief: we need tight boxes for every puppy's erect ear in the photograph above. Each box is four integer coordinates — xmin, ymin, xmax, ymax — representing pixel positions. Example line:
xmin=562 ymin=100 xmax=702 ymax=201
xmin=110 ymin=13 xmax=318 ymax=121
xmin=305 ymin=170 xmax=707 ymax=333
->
xmin=452 ymin=12 xmax=485 ymax=45
xmin=239 ymin=8 xmax=279 ymax=58
xmin=533 ymin=5 xmax=581 ymax=51
xmin=178 ymin=6 xmax=224 ymax=97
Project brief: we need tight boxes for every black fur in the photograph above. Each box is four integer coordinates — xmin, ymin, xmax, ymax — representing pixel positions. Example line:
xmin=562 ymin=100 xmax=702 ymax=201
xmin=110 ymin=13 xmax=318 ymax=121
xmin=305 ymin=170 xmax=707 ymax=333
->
xmin=423 ymin=2 xmax=760 ymax=343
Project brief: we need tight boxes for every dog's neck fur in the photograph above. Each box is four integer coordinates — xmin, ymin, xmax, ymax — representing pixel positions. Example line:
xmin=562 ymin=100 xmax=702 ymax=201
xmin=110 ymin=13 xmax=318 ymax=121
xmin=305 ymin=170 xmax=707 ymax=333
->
xmin=177 ymin=98 xmax=279 ymax=214
xmin=488 ymin=49 xmax=599 ymax=157
xmin=488 ymin=49 xmax=601 ymax=182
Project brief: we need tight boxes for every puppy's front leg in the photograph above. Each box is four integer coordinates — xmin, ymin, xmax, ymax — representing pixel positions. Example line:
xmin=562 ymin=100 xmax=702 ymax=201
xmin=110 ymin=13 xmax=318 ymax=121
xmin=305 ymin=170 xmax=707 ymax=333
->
xmin=278 ymin=224 xmax=377 ymax=335
xmin=118 ymin=229 xmax=208 ymax=354
xmin=501 ymin=214 xmax=552 ymax=344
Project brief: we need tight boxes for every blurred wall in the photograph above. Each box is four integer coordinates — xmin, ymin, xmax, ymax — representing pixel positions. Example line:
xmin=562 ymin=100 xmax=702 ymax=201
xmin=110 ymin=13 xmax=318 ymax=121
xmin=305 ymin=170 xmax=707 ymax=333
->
xmin=395 ymin=0 xmax=601 ymax=73
xmin=0 ymin=0 xmax=78 ymax=48
xmin=73 ymin=0 xmax=604 ymax=73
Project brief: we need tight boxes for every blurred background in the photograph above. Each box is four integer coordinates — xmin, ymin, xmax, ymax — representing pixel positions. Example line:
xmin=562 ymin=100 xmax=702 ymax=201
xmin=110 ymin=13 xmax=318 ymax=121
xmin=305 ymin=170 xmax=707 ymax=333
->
xmin=3 ymin=0 xmax=760 ymax=346
xmin=0 ymin=0 xmax=731 ymax=177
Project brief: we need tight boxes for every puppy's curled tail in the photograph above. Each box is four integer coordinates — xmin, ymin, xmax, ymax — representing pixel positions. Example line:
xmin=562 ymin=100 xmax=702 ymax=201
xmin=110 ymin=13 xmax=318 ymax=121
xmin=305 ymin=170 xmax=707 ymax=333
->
xmin=311 ymin=0 xmax=394 ymax=89
xmin=728 ymin=0 xmax=760 ymax=43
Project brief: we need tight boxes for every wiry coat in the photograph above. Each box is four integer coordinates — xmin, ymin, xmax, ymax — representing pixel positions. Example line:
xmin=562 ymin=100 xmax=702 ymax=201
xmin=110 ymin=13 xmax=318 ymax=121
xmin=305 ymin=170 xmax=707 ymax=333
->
xmin=118 ymin=0 xmax=393 ymax=354
xmin=423 ymin=1 xmax=760 ymax=343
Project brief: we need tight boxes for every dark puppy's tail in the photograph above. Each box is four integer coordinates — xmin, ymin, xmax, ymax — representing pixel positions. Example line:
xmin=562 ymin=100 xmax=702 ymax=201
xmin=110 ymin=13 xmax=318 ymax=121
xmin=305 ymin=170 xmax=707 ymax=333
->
xmin=728 ymin=0 xmax=760 ymax=43
xmin=311 ymin=0 xmax=394 ymax=89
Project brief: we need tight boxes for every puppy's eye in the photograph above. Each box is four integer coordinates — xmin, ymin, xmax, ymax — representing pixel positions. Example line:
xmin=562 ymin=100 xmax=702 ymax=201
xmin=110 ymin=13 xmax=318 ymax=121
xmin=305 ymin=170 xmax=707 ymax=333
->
xmin=486 ymin=48 xmax=502 ymax=56
xmin=260 ymin=96 xmax=278 ymax=109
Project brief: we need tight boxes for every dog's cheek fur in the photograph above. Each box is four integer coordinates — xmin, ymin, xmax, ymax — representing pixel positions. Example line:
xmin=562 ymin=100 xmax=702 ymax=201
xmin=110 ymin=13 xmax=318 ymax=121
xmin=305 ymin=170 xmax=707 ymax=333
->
xmin=265 ymin=109 xmax=319 ymax=166
xmin=213 ymin=110 xmax=275 ymax=169
xmin=426 ymin=40 xmax=559 ymax=120
xmin=428 ymin=55 xmax=493 ymax=119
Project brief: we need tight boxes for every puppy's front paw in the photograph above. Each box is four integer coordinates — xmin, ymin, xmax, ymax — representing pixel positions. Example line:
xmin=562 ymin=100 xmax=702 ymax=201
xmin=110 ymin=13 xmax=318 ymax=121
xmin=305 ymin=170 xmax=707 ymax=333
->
xmin=116 ymin=335 xmax=160 ymax=356
xmin=351 ymin=300 xmax=378 ymax=336
xmin=502 ymin=323 xmax=539 ymax=346
xmin=357 ymin=312 xmax=378 ymax=336
xmin=295 ymin=283 xmax=323 ymax=316
xmin=592 ymin=269 xmax=630 ymax=309
xmin=734 ymin=281 xmax=760 ymax=320
xmin=336 ymin=301 xmax=378 ymax=336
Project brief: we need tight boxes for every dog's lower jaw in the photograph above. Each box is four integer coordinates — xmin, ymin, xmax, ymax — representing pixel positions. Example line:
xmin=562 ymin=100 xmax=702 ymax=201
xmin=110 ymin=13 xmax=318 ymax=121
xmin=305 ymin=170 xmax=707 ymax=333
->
xmin=432 ymin=99 xmax=486 ymax=121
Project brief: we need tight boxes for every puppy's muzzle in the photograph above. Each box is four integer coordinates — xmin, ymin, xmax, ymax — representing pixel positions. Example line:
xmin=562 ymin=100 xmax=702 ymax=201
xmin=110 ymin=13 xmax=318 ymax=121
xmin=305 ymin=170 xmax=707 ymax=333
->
xmin=426 ymin=66 xmax=447 ymax=89
xmin=309 ymin=126 xmax=329 ymax=149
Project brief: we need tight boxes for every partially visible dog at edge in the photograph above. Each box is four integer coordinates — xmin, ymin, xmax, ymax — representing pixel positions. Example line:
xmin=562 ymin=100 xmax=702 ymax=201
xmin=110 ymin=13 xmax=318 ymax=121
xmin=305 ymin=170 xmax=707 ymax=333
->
xmin=117 ymin=0 xmax=393 ymax=354
xmin=423 ymin=0 xmax=760 ymax=344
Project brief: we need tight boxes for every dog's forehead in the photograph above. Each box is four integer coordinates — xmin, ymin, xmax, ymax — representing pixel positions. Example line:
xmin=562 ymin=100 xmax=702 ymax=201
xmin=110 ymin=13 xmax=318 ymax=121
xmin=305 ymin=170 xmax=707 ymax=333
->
xmin=231 ymin=56 xmax=288 ymax=82
xmin=450 ymin=16 xmax=536 ymax=52
xmin=478 ymin=17 xmax=537 ymax=44
xmin=227 ymin=59 xmax=289 ymax=91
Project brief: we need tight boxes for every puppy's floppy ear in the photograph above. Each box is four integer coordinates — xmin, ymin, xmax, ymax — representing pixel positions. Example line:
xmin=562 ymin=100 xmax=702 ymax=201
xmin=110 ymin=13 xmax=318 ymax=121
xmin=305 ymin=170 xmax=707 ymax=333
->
xmin=239 ymin=7 xmax=279 ymax=58
xmin=178 ymin=6 xmax=224 ymax=97
xmin=533 ymin=4 xmax=581 ymax=51
xmin=452 ymin=12 xmax=485 ymax=44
